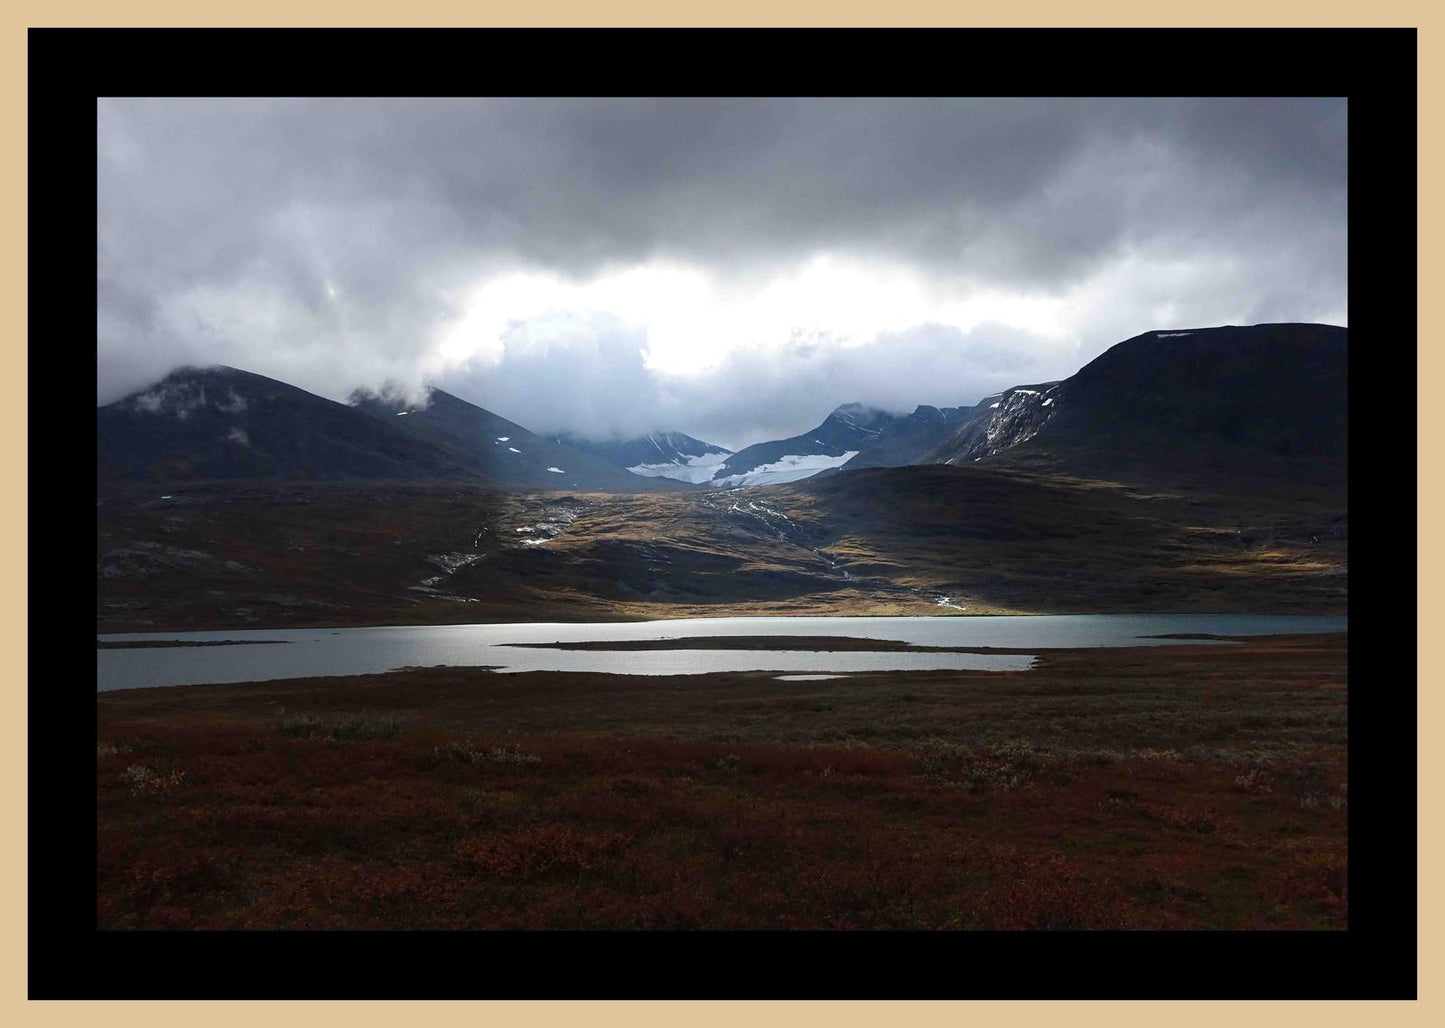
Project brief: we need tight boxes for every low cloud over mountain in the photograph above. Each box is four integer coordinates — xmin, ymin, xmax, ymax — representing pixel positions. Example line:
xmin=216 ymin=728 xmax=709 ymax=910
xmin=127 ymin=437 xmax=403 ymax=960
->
xmin=99 ymin=98 xmax=1347 ymax=449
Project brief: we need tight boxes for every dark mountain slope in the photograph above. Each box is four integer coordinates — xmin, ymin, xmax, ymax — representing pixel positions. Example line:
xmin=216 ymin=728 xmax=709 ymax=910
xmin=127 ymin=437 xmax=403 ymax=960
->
xmin=351 ymin=388 xmax=686 ymax=492
xmin=924 ymin=324 xmax=1347 ymax=485
xmin=839 ymin=404 xmax=975 ymax=471
xmin=97 ymin=366 xmax=474 ymax=486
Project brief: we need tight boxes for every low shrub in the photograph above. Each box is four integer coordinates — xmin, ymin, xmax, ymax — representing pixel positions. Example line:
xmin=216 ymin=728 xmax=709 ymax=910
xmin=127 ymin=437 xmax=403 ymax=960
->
xmin=454 ymin=824 xmax=624 ymax=879
xmin=120 ymin=764 xmax=186 ymax=797
xmin=275 ymin=709 xmax=403 ymax=741
xmin=917 ymin=739 xmax=1039 ymax=792
xmin=431 ymin=741 xmax=541 ymax=766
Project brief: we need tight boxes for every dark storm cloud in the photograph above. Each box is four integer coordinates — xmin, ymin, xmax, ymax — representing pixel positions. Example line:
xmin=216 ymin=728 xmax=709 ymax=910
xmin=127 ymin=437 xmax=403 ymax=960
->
xmin=98 ymin=97 xmax=1347 ymax=435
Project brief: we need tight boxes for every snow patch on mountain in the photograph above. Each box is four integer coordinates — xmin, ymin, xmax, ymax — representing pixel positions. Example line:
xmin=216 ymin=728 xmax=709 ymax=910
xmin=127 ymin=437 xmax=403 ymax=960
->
xmin=627 ymin=449 xmax=732 ymax=484
xmin=712 ymin=451 xmax=860 ymax=488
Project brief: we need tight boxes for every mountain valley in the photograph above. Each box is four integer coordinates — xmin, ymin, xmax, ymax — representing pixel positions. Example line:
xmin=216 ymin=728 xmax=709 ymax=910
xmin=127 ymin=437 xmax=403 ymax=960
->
xmin=97 ymin=323 xmax=1348 ymax=632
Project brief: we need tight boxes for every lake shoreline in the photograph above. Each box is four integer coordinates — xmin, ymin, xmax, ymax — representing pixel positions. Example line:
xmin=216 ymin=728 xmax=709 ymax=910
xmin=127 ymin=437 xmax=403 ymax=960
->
xmin=97 ymin=639 xmax=292 ymax=650
xmin=497 ymin=635 xmax=1050 ymax=654
xmin=96 ymin=615 xmax=1348 ymax=692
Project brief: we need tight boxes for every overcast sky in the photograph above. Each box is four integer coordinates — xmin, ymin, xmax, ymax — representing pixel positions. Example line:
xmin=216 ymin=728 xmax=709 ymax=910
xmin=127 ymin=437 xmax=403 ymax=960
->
xmin=97 ymin=97 xmax=1347 ymax=450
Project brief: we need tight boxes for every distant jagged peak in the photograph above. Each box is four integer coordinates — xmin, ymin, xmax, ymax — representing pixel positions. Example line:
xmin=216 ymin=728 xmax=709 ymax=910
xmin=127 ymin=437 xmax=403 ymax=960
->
xmin=904 ymin=403 xmax=972 ymax=422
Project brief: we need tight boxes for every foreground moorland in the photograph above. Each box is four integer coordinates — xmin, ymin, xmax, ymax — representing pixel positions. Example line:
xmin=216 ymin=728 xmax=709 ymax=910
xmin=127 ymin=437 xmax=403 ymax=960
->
xmin=97 ymin=633 xmax=1347 ymax=930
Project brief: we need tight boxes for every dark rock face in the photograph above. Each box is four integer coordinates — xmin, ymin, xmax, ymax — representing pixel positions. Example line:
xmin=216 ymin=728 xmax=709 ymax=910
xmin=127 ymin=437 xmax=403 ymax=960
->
xmin=919 ymin=384 xmax=1063 ymax=466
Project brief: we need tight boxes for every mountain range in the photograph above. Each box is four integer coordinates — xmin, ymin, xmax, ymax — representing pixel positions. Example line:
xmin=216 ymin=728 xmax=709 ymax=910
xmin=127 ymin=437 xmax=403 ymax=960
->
xmin=97 ymin=322 xmax=1348 ymax=631
xmin=97 ymin=323 xmax=1347 ymax=494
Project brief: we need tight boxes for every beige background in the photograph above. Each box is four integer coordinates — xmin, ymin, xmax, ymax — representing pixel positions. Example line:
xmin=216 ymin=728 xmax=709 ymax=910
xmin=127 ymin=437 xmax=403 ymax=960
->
xmin=4 ymin=1 xmax=1433 ymax=1020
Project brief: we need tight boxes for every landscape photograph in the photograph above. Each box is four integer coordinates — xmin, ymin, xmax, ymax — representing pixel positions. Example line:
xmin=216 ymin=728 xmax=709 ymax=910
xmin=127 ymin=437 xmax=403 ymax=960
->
xmin=92 ymin=95 xmax=1354 ymax=946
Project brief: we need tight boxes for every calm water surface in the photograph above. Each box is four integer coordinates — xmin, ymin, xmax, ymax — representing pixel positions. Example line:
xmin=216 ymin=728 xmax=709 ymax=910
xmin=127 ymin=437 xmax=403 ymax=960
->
xmin=96 ymin=614 xmax=1346 ymax=692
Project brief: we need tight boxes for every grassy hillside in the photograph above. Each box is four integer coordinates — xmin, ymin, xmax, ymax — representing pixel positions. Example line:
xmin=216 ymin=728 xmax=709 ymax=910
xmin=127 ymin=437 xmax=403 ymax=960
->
xmin=98 ymin=463 xmax=1346 ymax=633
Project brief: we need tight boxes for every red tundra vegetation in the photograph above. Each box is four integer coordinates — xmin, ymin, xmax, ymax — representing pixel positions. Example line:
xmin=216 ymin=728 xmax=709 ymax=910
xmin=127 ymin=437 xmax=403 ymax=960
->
xmin=97 ymin=634 xmax=1347 ymax=930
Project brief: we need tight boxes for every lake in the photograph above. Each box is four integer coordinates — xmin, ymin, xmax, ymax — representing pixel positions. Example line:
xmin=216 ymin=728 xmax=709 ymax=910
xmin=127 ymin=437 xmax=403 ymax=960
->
xmin=96 ymin=613 xmax=1347 ymax=692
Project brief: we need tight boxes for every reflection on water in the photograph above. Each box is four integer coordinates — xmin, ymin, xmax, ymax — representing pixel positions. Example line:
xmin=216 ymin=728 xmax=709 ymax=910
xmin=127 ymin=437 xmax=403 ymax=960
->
xmin=97 ymin=613 xmax=1346 ymax=692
